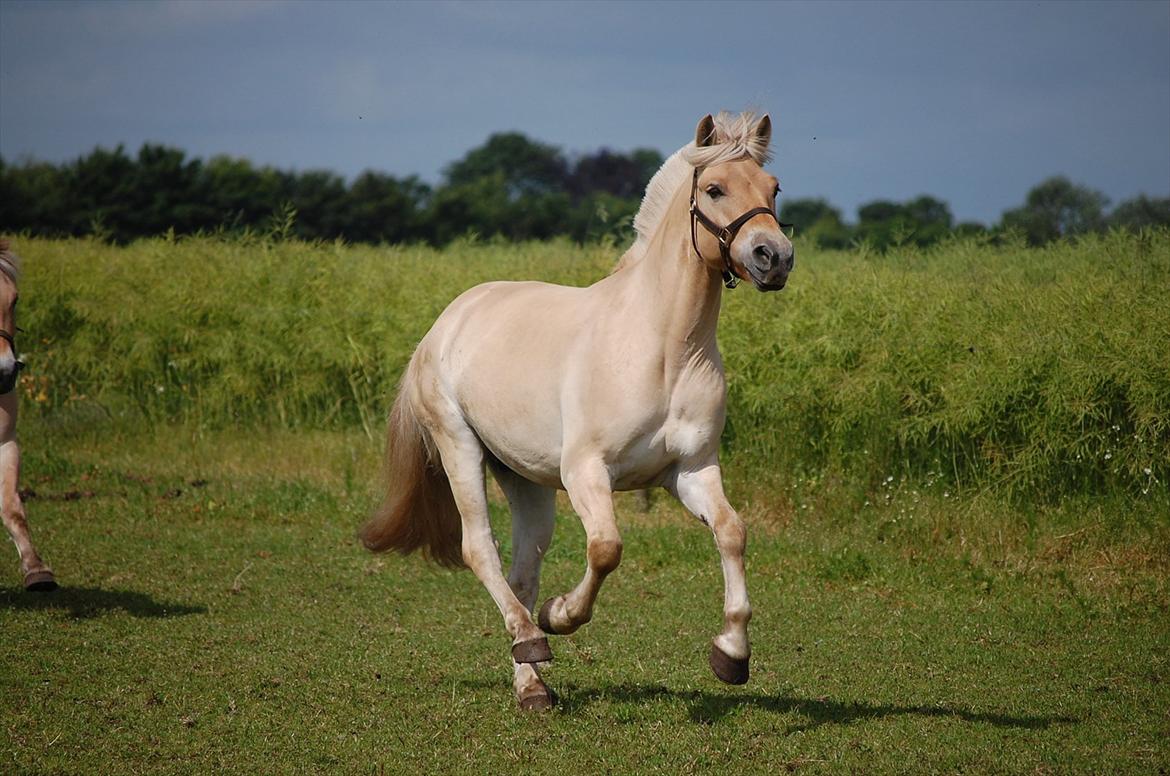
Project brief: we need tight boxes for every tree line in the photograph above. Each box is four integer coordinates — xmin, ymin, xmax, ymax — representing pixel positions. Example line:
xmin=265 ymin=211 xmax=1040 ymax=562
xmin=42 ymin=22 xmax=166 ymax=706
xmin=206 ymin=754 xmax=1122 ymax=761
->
xmin=2 ymin=133 xmax=1167 ymax=248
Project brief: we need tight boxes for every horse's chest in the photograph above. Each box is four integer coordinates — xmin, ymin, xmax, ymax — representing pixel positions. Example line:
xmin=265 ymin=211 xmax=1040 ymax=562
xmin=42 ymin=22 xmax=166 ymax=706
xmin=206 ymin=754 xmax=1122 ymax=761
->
xmin=662 ymin=375 xmax=725 ymax=458
xmin=612 ymin=364 xmax=725 ymax=484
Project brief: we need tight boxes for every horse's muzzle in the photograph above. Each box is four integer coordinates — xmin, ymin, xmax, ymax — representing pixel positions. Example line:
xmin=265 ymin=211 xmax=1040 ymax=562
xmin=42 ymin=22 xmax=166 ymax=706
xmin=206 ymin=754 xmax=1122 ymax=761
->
xmin=747 ymin=242 xmax=794 ymax=291
xmin=0 ymin=359 xmax=25 ymax=395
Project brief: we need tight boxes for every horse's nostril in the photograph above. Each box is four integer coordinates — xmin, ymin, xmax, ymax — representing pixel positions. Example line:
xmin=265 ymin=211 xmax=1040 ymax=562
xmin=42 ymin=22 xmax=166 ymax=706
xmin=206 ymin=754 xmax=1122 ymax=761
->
xmin=753 ymin=245 xmax=773 ymax=263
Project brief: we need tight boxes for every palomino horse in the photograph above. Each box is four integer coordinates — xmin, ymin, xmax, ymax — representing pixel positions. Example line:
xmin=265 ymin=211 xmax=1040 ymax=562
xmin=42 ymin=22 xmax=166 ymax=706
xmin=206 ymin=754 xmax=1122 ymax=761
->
xmin=362 ymin=113 xmax=793 ymax=710
xmin=0 ymin=240 xmax=56 ymax=591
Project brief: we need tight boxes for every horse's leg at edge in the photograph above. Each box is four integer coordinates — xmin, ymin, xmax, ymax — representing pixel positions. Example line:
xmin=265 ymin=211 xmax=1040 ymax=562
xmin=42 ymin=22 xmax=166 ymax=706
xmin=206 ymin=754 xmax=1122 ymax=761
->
xmin=671 ymin=461 xmax=752 ymax=684
xmin=429 ymin=425 xmax=552 ymax=667
xmin=538 ymin=460 xmax=621 ymax=636
xmin=0 ymin=433 xmax=56 ymax=592
xmin=492 ymin=464 xmax=557 ymax=710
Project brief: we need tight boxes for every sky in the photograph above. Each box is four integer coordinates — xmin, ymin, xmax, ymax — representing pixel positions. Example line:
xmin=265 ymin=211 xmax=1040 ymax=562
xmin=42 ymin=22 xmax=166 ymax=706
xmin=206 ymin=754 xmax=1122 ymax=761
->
xmin=1 ymin=0 xmax=1168 ymax=226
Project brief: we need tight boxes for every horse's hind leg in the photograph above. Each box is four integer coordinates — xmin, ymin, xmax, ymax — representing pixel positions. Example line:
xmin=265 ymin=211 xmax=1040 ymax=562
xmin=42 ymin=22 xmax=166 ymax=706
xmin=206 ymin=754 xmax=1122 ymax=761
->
xmin=538 ymin=460 xmax=621 ymax=636
xmin=428 ymin=425 xmax=552 ymax=671
xmin=1 ymin=439 xmax=56 ymax=592
xmin=672 ymin=462 xmax=751 ymax=684
xmin=493 ymin=463 xmax=557 ymax=710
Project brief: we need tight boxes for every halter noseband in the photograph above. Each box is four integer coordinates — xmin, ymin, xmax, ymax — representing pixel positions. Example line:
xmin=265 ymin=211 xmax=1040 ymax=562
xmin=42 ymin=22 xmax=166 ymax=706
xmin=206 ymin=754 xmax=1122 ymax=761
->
xmin=0 ymin=328 xmax=25 ymax=395
xmin=689 ymin=166 xmax=792 ymax=289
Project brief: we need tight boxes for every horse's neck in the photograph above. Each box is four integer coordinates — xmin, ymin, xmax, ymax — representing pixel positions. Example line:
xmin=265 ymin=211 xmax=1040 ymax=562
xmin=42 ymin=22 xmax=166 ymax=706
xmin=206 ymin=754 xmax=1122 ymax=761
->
xmin=624 ymin=195 xmax=724 ymax=364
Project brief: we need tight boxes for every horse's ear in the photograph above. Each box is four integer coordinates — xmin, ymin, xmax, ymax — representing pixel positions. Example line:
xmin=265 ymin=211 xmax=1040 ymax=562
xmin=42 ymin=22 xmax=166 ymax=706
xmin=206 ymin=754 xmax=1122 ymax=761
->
xmin=754 ymin=114 xmax=772 ymax=148
xmin=695 ymin=114 xmax=716 ymax=147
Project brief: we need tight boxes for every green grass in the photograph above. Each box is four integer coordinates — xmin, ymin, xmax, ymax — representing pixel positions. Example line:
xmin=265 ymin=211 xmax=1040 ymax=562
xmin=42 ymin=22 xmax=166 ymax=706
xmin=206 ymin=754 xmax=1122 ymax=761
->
xmin=3 ymin=232 xmax=1169 ymax=771
xmin=2 ymin=421 xmax=1167 ymax=773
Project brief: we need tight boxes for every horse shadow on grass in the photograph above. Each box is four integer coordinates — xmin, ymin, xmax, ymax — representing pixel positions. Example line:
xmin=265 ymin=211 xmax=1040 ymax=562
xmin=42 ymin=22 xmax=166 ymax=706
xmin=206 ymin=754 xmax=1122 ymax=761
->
xmin=458 ymin=677 xmax=1077 ymax=731
xmin=552 ymin=683 xmax=1077 ymax=732
xmin=0 ymin=586 xmax=206 ymax=619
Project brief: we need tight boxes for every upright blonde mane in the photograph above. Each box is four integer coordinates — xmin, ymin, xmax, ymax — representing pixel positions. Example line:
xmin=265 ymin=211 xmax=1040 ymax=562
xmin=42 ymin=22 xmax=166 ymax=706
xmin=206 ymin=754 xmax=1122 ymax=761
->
xmin=615 ymin=112 xmax=773 ymax=272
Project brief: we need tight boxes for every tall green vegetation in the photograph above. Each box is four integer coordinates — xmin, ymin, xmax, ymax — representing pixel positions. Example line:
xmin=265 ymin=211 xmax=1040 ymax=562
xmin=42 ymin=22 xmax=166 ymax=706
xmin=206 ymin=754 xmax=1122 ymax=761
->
xmin=17 ymin=230 xmax=1169 ymax=501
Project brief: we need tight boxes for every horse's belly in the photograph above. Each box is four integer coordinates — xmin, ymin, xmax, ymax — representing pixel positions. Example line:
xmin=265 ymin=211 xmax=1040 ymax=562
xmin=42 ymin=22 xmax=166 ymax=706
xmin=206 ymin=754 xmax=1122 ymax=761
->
xmin=470 ymin=412 xmax=565 ymax=489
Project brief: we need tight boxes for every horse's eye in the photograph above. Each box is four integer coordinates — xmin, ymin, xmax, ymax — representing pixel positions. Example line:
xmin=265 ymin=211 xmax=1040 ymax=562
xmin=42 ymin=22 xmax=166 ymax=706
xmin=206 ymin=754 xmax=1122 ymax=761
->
xmin=706 ymin=185 xmax=723 ymax=199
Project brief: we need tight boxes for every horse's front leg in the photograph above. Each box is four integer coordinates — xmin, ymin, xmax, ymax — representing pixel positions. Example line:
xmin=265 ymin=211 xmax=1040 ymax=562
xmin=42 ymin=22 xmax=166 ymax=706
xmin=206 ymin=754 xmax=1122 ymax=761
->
xmin=671 ymin=461 xmax=751 ymax=684
xmin=1 ymin=437 xmax=56 ymax=592
xmin=538 ymin=460 xmax=622 ymax=636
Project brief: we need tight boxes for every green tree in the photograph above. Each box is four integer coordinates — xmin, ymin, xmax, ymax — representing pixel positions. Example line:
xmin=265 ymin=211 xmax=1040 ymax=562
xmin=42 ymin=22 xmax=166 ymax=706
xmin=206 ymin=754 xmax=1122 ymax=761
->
xmin=1109 ymin=195 xmax=1170 ymax=231
xmin=856 ymin=200 xmax=909 ymax=249
xmin=0 ymin=158 xmax=74 ymax=235
xmin=285 ymin=170 xmax=348 ymax=240
xmin=444 ymin=132 xmax=568 ymax=199
xmin=903 ymin=195 xmax=953 ymax=245
xmin=128 ymin=144 xmax=213 ymax=236
xmin=569 ymin=148 xmax=663 ymax=199
xmin=424 ymin=173 xmax=515 ymax=244
xmin=780 ymin=198 xmax=852 ymax=249
xmin=345 ymin=172 xmax=431 ymax=244
xmin=1000 ymin=176 xmax=1108 ymax=245
xmin=856 ymin=196 xmax=953 ymax=249
xmin=954 ymin=221 xmax=989 ymax=238
xmin=202 ymin=155 xmax=285 ymax=231
xmin=565 ymin=192 xmax=639 ymax=242
xmin=69 ymin=144 xmax=138 ymax=239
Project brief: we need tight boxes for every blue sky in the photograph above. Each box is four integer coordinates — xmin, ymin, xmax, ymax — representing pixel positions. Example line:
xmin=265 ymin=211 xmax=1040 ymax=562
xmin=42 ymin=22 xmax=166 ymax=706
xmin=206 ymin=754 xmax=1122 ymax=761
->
xmin=1 ymin=0 xmax=1167 ymax=225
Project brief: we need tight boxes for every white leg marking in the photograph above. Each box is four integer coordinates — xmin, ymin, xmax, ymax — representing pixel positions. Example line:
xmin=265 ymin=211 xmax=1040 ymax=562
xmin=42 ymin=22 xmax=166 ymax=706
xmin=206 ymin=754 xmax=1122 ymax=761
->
xmin=673 ymin=463 xmax=752 ymax=660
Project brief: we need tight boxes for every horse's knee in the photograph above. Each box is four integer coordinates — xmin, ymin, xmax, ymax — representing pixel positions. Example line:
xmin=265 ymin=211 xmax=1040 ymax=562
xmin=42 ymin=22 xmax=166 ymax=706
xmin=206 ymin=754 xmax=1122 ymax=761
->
xmin=713 ymin=511 xmax=746 ymax=556
xmin=461 ymin=538 xmax=494 ymax=571
xmin=587 ymin=537 xmax=623 ymax=576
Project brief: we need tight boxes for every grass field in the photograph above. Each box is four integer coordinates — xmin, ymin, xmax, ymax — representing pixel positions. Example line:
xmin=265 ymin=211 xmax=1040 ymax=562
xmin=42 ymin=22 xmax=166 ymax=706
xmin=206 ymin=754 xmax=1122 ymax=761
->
xmin=2 ymin=233 xmax=1169 ymax=772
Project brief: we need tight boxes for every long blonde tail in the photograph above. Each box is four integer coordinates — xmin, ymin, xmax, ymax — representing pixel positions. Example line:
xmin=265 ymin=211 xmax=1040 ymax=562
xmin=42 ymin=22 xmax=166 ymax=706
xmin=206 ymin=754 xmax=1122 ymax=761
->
xmin=359 ymin=365 xmax=464 ymax=568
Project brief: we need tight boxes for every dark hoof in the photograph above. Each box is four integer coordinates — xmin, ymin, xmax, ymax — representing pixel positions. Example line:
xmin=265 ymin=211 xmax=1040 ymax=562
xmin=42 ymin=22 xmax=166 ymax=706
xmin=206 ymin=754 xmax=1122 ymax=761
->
xmin=517 ymin=682 xmax=555 ymax=712
xmin=537 ymin=598 xmax=559 ymax=635
xmin=24 ymin=570 xmax=58 ymax=592
xmin=511 ymin=636 xmax=553 ymax=664
xmin=709 ymin=642 xmax=749 ymax=685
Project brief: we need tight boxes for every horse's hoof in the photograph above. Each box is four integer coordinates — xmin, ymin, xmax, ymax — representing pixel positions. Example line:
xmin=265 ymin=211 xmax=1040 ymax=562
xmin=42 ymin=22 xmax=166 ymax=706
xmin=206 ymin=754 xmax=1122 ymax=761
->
xmin=23 ymin=569 xmax=58 ymax=593
xmin=511 ymin=636 xmax=553 ymax=664
xmin=517 ymin=681 xmax=555 ymax=712
xmin=537 ymin=598 xmax=560 ymax=635
xmin=709 ymin=642 xmax=749 ymax=685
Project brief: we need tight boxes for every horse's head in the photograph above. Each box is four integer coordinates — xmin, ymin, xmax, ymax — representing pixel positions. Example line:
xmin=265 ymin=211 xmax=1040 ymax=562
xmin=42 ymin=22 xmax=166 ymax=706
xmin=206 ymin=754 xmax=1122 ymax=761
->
xmin=689 ymin=114 xmax=794 ymax=291
xmin=0 ymin=240 xmax=24 ymax=395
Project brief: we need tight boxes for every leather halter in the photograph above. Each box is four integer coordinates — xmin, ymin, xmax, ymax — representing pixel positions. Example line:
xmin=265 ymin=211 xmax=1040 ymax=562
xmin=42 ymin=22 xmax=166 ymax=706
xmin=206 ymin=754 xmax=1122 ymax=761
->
xmin=0 ymin=328 xmax=25 ymax=394
xmin=689 ymin=166 xmax=791 ymax=289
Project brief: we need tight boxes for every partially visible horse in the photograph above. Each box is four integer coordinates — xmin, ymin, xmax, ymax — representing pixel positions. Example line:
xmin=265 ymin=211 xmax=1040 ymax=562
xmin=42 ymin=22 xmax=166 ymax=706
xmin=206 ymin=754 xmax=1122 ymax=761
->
xmin=0 ymin=239 xmax=56 ymax=592
xmin=361 ymin=112 xmax=793 ymax=710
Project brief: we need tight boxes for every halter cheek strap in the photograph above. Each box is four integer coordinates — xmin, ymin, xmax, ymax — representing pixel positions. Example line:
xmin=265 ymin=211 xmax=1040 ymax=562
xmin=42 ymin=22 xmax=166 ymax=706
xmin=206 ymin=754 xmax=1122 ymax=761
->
xmin=689 ymin=167 xmax=792 ymax=289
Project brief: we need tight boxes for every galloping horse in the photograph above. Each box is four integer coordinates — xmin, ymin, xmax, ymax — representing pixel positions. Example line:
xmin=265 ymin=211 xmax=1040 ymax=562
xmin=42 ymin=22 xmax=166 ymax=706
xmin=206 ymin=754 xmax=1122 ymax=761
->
xmin=0 ymin=240 xmax=57 ymax=591
xmin=362 ymin=113 xmax=793 ymax=710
